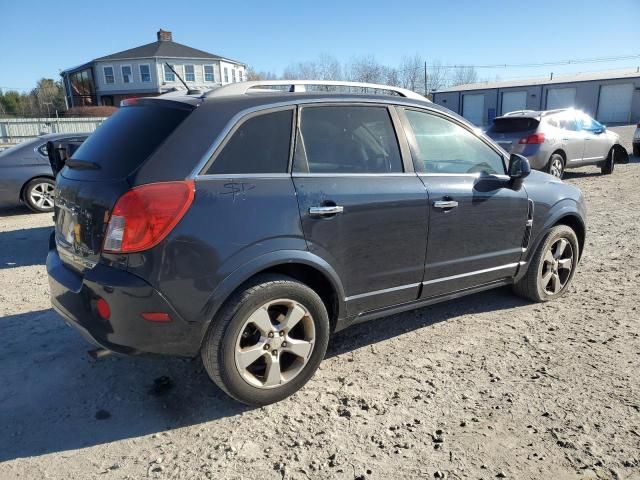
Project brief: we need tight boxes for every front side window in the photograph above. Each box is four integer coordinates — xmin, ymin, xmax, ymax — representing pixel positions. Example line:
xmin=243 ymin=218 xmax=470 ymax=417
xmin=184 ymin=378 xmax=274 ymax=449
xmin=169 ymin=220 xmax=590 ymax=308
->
xmin=239 ymin=70 xmax=243 ymax=82
xmin=121 ymin=65 xmax=132 ymax=83
xmin=224 ymin=67 xmax=229 ymax=83
xmin=139 ymin=64 xmax=151 ymax=82
xmin=232 ymin=70 xmax=237 ymax=82
xmin=164 ymin=64 xmax=175 ymax=82
xmin=204 ymin=109 xmax=293 ymax=175
xmin=103 ymin=66 xmax=114 ymax=84
xmin=577 ymin=113 xmax=602 ymax=132
xmin=184 ymin=65 xmax=195 ymax=82
xmin=296 ymin=106 xmax=403 ymax=174
xmin=204 ymin=65 xmax=215 ymax=82
xmin=404 ymin=109 xmax=505 ymax=175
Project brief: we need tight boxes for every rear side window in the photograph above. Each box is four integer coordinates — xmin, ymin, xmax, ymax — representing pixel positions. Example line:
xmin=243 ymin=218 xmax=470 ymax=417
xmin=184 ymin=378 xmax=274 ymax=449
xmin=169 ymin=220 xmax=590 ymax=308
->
xmin=404 ymin=109 xmax=505 ymax=175
xmin=489 ymin=117 xmax=539 ymax=133
xmin=66 ymin=104 xmax=191 ymax=180
xmin=295 ymin=106 xmax=403 ymax=173
xmin=205 ymin=109 xmax=293 ymax=175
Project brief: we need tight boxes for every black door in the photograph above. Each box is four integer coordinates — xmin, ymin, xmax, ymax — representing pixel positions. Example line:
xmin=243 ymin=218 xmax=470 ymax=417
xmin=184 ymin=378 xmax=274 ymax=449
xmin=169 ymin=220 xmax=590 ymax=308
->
xmin=292 ymin=105 xmax=429 ymax=314
xmin=399 ymin=108 xmax=529 ymax=298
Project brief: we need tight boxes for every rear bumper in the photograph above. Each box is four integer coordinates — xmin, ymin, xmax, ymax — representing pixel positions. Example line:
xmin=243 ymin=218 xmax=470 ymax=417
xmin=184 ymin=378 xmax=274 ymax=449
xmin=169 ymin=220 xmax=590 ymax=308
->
xmin=47 ymin=249 xmax=203 ymax=356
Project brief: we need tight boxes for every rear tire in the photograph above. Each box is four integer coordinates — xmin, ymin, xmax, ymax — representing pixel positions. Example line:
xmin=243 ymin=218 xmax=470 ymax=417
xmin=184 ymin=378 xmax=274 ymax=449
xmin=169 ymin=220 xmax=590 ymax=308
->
xmin=201 ymin=274 xmax=330 ymax=406
xmin=600 ymin=148 xmax=615 ymax=175
xmin=23 ymin=177 xmax=55 ymax=213
xmin=513 ymin=225 xmax=579 ymax=302
xmin=547 ymin=153 xmax=565 ymax=179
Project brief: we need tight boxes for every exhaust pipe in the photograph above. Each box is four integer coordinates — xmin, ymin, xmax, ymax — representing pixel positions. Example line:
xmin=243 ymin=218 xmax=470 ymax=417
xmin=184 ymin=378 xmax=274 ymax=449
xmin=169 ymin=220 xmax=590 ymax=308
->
xmin=88 ymin=348 xmax=112 ymax=359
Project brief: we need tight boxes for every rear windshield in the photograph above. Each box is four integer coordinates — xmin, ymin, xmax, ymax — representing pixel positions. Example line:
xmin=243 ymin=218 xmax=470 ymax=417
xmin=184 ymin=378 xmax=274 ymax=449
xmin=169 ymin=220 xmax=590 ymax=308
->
xmin=489 ymin=117 xmax=539 ymax=133
xmin=63 ymin=103 xmax=191 ymax=180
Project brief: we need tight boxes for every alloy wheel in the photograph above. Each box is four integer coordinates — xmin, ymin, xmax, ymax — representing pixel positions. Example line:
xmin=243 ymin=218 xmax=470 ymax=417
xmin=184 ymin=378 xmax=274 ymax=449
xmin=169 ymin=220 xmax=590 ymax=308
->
xmin=549 ymin=157 xmax=564 ymax=179
xmin=29 ymin=182 xmax=55 ymax=210
xmin=234 ymin=299 xmax=315 ymax=389
xmin=540 ymin=237 xmax=574 ymax=295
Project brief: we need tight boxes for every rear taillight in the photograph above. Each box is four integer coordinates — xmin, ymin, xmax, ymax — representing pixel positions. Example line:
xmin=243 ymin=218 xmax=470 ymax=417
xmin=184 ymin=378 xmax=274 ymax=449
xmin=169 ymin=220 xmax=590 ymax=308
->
xmin=519 ymin=133 xmax=545 ymax=144
xmin=103 ymin=180 xmax=195 ymax=253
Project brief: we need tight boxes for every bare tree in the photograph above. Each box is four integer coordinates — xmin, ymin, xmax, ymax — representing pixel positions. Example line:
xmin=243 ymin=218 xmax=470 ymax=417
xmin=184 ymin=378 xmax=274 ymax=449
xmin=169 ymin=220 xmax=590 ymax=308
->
xmin=425 ymin=60 xmax=447 ymax=93
xmin=399 ymin=54 xmax=424 ymax=92
xmin=316 ymin=54 xmax=342 ymax=80
xmin=347 ymin=55 xmax=384 ymax=84
xmin=246 ymin=67 xmax=278 ymax=81
xmin=450 ymin=66 xmax=479 ymax=86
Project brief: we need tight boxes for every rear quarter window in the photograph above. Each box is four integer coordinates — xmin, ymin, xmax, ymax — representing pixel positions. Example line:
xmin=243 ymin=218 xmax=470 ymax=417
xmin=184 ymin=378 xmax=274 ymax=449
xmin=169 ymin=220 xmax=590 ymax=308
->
xmin=63 ymin=103 xmax=191 ymax=180
xmin=204 ymin=109 xmax=293 ymax=175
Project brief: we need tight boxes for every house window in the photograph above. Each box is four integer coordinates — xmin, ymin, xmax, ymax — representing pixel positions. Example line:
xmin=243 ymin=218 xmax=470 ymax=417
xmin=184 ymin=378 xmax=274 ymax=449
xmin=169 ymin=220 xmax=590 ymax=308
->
xmin=232 ymin=70 xmax=237 ymax=83
xmin=204 ymin=65 xmax=215 ymax=82
xmin=239 ymin=70 xmax=243 ymax=82
xmin=121 ymin=65 xmax=133 ymax=83
xmin=224 ymin=67 xmax=229 ymax=83
xmin=184 ymin=64 xmax=195 ymax=82
xmin=103 ymin=66 xmax=114 ymax=84
xmin=139 ymin=64 xmax=151 ymax=82
xmin=164 ymin=64 xmax=175 ymax=82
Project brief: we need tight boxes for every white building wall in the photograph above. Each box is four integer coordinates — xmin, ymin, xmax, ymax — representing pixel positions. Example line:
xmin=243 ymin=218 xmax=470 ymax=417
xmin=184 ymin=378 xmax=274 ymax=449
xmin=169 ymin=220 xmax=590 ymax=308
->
xmin=94 ymin=59 xmax=160 ymax=92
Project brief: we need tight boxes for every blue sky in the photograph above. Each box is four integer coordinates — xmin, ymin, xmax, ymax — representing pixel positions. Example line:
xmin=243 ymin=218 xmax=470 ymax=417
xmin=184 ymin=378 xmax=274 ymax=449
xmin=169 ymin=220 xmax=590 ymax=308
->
xmin=1 ymin=0 xmax=639 ymax=91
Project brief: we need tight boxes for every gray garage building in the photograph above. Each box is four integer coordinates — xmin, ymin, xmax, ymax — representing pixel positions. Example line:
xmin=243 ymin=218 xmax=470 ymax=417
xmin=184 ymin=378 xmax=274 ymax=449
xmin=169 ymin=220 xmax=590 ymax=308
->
xmin=431 ymin=69 xmax=640 ymax=127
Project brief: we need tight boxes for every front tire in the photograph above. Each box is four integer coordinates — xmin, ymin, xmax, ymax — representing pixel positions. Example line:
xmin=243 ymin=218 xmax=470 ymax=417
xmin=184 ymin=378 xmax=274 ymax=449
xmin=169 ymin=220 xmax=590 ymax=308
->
xmin=600 ymin=148 xmax=615 ymax=175
xmin=547 ymin=153 xmax=565 ymax=179
xmin=513 ymin=225 xmax=579 ymax=302
xmin=23 ymin=177 xmax=55 ymax=213
xmin=201 ymin=274 xmax=330 ymax=406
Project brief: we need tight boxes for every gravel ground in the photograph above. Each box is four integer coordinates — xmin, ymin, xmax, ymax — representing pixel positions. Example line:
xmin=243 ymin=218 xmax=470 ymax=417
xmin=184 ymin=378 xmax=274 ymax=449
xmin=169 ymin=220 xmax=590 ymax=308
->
xmin=0 ymin=127 xmax=639 ymax=480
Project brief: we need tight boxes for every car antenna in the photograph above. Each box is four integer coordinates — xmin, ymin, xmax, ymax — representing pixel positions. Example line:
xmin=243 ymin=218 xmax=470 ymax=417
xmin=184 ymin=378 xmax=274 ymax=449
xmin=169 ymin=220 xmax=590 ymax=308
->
xmin=164 ymin=62 xmax=202 ymax=95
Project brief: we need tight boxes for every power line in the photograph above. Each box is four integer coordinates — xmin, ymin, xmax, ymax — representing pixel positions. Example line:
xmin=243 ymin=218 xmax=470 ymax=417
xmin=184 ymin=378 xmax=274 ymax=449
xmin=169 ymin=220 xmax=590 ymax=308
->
xmin=422 ymin=53 xmax=640 ymax=69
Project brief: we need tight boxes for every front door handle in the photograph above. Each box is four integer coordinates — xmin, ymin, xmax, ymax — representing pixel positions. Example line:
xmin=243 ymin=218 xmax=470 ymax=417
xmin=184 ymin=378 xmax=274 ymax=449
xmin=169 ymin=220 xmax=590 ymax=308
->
xmin=309 ymin=205 xmax=344 ymax=216
xmin=433 ymin=200 xmax=459 ymax=209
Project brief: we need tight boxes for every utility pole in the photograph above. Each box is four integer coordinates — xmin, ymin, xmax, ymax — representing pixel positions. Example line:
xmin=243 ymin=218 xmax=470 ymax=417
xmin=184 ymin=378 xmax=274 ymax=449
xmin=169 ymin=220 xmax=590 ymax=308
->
xmin=424 ymin=61 xmax=428 ymax=97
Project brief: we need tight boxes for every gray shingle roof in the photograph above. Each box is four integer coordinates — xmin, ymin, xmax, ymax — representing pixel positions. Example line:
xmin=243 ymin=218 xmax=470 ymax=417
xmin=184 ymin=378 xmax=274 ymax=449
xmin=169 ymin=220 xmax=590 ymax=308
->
xmin=93 ymin=40 xmax=243 ymax=64
xmin=433 ymin=69 xmax=640 ymax=93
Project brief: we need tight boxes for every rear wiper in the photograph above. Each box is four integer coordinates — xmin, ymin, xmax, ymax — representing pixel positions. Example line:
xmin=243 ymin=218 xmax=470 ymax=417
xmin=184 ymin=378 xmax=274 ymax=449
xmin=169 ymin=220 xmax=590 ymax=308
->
xmin=66 ymin=159 xmax=101 ymax=170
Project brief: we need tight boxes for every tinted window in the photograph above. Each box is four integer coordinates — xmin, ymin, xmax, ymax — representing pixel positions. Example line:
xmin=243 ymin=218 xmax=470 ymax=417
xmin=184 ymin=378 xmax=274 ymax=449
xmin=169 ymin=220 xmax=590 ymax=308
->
xmin=205 ymin=109 xmax=293 ymax=175
xmin=296 ymin=106 xmax=402 ymax=173
xmin=404 ymin=110 xmax=505 ymax=175
xmin=67 ymin=104 xmax=191 ymax=180
xmin=489 ymin=117 xmax=539 ymax=133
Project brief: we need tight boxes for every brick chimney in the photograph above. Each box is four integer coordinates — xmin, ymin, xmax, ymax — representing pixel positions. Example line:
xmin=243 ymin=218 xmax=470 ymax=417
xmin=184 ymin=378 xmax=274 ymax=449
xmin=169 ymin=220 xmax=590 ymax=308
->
xmin=157 ymin=29 xmax=172 ymax=42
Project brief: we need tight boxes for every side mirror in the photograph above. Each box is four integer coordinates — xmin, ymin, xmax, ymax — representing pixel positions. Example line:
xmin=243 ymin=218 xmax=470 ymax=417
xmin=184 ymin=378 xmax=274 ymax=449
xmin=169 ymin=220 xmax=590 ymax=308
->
xmin=508 ymin=154 xmax=531 ymax=180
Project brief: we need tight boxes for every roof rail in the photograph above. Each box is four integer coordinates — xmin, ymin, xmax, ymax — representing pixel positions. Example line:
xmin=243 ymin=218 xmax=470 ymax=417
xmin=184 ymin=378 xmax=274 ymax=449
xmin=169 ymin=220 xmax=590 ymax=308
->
xmin=203 ymin=80 xmax=428 ymax=101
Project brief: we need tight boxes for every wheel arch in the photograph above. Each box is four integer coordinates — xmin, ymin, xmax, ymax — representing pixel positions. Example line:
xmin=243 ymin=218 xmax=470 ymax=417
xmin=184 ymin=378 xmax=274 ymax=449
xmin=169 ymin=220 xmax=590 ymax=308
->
xmin=550 ymin=149 xmax=566 ymax=164
xmin=611 ymin=143 xmax=629 ymax=164
xmin=552 ymin=214 xmax=585 ymax=260
xmin=201 ymin=251 xmax=346 ymax=339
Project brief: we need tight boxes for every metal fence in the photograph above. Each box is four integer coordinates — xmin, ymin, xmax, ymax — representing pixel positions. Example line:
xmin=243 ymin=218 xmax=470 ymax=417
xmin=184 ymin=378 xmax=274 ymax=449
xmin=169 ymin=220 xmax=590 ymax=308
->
xmin=0 ymin=117 xmax=107 ymax=144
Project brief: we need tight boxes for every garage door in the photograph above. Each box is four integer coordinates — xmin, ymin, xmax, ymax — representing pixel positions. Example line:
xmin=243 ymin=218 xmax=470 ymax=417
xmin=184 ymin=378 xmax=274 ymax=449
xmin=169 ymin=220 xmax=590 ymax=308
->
xmin=546 ymin=88 xmax=576 ymax=109
xmin=501 ymin=91 xmax=527 ymax=115
xmin=462 ymin=94 xmax=485 ymax=125
xmin=597 ymin=83 xmax=634 ymax=123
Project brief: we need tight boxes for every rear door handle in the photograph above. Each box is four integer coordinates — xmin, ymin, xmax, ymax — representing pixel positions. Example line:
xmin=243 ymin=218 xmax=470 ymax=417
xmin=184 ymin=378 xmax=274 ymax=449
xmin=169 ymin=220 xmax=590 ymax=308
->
xmin=309 ymin=205 xmax=344 ymax=216
xmin=433 ymin=200 xmax=459 ymax=209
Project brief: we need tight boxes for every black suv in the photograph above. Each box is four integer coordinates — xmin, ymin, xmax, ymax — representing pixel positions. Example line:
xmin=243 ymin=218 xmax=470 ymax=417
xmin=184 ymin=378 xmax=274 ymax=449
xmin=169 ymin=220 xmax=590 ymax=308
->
xmin=47 ymin=81 xmax=586 ymax=405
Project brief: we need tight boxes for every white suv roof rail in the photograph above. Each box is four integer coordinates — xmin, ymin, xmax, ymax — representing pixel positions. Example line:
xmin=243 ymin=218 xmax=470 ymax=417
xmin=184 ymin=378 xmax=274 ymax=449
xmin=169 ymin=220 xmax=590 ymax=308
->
xmin=203 ymin=80 xmax=428 ymax=101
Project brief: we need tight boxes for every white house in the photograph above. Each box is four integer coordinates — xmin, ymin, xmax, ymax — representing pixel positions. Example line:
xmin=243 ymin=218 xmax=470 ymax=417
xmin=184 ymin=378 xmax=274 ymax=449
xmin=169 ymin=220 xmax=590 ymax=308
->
xmin=60 ymin=29 xmax=247 ymax=107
